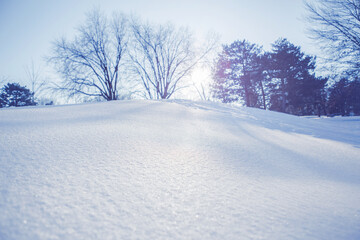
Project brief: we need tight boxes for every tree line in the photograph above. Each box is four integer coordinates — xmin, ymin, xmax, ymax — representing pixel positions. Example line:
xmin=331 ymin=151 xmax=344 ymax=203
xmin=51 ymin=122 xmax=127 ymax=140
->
xmin=47 ymin=3 xmax=360 ymax=116
xmin=2 ymin=0 xmax=360 ymax=116
xmin=209 ymin=0 xmax=360 ymax=116
xmin=49 ymin=10 xmax=216 ymax=102
xmin=211 ymin=38 xmax=360 ymax=116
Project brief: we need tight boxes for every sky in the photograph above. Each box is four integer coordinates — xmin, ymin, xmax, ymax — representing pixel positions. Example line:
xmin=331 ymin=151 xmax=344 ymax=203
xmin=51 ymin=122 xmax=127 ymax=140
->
xmin=0 ymin=0 xmax=318 ymax=92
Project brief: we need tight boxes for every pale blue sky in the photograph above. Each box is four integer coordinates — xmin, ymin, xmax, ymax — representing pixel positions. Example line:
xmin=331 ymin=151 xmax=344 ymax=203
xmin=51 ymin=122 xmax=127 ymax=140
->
xmin=0 ymin=0 xmax=316 ymax=86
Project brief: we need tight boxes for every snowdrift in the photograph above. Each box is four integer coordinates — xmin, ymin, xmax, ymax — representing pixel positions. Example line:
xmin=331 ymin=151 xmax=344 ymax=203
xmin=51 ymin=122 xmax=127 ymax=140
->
xmin=0 ymin=100 xmax=359 ymax=239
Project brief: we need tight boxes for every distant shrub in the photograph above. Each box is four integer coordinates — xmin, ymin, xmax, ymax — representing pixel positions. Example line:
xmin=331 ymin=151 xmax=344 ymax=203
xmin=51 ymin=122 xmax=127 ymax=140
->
xmin=0 ymin=82 xmax=36 ymax=108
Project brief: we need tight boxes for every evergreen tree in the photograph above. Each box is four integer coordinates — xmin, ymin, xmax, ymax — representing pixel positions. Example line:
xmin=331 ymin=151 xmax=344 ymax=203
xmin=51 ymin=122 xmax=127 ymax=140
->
xmin=212 ymin=51 xmax=237 ymax=103
xmin=347 ymin=80 xmax=360 ymax=115
xmin=212 ymin=40 xmax=265 ymax=108
xmin=0 ymin=83 xmax=36 ymax=108
xmin=0 ymin=92 xmax=6 ymax=108
xmin=327 ymin=79 xmax=349 ymax=116
xmin=327 ymin=78 xmax=360 ymax=116
xmin=301 ymin=76 xmax=328 ymax=116
xmin=267 ymin=38 xmax=323 ymax=115
xmin=212 ymin=38 xmax=329 ymax=116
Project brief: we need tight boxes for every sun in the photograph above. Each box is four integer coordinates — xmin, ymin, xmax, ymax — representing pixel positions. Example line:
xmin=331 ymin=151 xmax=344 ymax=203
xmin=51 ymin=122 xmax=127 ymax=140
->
xmin=187 ymin=65 xmax=212 ymax=100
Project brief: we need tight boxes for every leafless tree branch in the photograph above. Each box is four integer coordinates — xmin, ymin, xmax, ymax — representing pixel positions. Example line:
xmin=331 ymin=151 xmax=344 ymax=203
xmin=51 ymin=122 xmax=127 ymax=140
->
xmin=129 ymin=18 xmax=217 ymax=99
xmin=305 ymin=0 xmax=360 ymax=74
xmin=49 ymin=9 xmax=129 ymax=101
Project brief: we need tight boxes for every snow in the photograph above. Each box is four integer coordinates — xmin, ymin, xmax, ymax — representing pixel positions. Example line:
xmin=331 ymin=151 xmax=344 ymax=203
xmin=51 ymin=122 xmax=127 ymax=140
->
xmin=0 ymin=100 xmax=359 ymax=240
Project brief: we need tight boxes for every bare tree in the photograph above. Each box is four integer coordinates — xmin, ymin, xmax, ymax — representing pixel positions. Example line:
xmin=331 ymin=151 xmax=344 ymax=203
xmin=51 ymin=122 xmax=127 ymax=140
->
xmin=25 ymin=61 xmax=47 ymax=103
xmin=191 ymin=82 xmax=208 ymax=101
xmin=305 ymin=0 xmax=360 ymax=73
xmin=190 ymin=66 xmax=213 ymax=101
xmin=49 ymin=9 xmax=129 ymax=101
xmin=129 ymin=19 xmax=216 ymax=99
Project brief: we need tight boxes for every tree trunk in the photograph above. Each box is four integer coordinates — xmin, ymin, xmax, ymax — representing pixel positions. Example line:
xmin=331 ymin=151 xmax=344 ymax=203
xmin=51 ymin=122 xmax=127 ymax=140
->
xmin=259 ymin=79 xmax=266 ymax=110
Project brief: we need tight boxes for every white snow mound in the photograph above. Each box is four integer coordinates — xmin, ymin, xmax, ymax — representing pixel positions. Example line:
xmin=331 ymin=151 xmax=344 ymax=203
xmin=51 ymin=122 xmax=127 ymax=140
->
xmin=0 ymin=100 xmax=360 ymax=240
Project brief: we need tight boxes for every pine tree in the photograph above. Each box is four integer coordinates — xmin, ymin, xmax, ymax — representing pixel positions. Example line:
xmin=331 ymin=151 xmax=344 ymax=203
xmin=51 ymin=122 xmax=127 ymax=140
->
xmin=327 ymin=78 xmax=360 ymax=116
xmin=212 ymin=51 xmax=237 ymax=103
xmin=347 ymin=80 xmax=360 ymax=115
xmin=0 ymin=94 xmax=6 ymax=108
xmin=267 ymin=38 xmax=321 ymax=115
xmin=212 ymin=40 xmax=265 ymax=108
xmin=0 ymin=83 xmax=36 ymax=107
xmin=299 ymin=75 xmax=327 ymax=116
xmin=327 ymin=79 xmax=349 ymax=116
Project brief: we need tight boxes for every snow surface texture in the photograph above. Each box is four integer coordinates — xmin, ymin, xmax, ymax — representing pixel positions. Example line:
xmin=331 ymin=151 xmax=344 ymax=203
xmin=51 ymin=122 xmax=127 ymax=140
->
xmin=0 ymin=100 xmax=360 ymax=240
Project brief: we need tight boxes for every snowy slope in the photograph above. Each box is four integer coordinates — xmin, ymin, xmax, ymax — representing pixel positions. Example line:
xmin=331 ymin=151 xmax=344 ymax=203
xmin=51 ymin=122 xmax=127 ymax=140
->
xmin=0 ymin=100 xmax=359 ymax=240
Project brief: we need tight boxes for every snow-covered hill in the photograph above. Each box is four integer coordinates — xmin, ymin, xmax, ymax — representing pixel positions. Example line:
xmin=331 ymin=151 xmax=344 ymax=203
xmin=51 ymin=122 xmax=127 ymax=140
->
xmin=1 ymin=100 xmax=359 ymax=240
